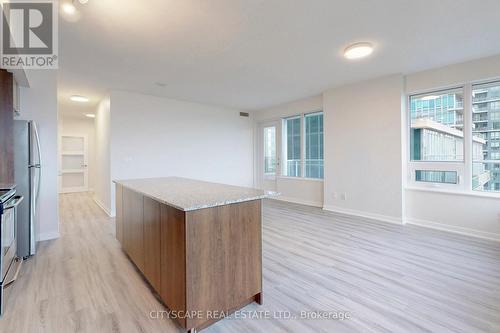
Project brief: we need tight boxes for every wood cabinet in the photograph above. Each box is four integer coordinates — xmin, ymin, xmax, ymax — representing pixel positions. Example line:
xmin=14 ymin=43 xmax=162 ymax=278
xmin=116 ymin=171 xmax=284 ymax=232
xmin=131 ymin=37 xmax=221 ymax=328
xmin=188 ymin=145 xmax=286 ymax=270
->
xmin=0 ymin=69 xmax=14 ymax=184
xmin=122 ymin=187 xmax=144 ymax=273
xmin=115 ymin=184 xmax=263 ymax=332
xmin=144 ymin=196 xmax=161 ymax=293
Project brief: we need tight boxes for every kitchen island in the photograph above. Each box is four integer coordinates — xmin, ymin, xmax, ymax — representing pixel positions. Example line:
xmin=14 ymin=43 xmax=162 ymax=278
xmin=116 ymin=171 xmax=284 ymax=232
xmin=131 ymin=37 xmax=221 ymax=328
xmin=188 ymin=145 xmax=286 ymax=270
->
xmin=114 ymin=177 xmax=274 ymax=332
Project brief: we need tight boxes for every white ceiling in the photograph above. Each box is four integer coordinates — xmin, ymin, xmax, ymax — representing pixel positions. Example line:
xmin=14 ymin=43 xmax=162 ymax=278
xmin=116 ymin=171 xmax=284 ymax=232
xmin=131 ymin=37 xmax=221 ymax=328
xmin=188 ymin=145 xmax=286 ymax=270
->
xmin=58 ymin=0 xmax=500 ymax=111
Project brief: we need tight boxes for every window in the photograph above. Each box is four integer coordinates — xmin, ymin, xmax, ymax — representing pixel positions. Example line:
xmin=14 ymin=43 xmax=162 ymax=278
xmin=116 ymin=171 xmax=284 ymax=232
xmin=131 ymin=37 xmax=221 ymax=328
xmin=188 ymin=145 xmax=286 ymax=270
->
xmin=282 ymin=112 xmax=324 ymax=179
xmin=305 ymin=112 xmax=324 ymax=179
xmin=410 ymin=88 xmax=464 ymax=161
xmin=283 ymin=116 xmax=301 ymax=177
xmin=473 ymin=81 xmax=500 ymax=193
xmin=263 ymin=126 xmax=276 ymax=175
xmin=415 ymin=170 xmax=458 ymax=184
xmin=408 ymin=81 xmax=500 ymax=193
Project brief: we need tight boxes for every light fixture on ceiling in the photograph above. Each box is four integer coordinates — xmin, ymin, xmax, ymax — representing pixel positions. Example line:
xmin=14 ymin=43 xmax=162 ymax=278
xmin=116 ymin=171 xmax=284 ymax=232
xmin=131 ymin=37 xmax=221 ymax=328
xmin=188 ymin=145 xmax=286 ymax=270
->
xmin=62 ymin=2 xmax=77 ymax=15
xmin=85 ymin=114 xmax=96 ymax=118
xmin=344 ymin=42 xmax=374 ymax=60
xmin=155 ymin=82 xmax=167 ymax=88
xmin=70 ymin=95 xmax=89 ymax=103
xmin=62 ymin=0 xmax=89 ymax=16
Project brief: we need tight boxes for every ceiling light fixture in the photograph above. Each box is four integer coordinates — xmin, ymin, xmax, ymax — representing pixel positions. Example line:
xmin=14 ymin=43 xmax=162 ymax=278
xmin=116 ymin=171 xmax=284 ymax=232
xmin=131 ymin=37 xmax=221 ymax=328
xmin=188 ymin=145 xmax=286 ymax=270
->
xmin=70 ymin=95 xmax=89 ymax=103
xmin=62 ymin=2 xmax=76 ymax=15
xmin=85 ymin=114 xmax=96 ymax=118
xmin=344 ymin=42 xmax=374 ymax=60
xmin=79 ymin=0 xmax=89 ymax=3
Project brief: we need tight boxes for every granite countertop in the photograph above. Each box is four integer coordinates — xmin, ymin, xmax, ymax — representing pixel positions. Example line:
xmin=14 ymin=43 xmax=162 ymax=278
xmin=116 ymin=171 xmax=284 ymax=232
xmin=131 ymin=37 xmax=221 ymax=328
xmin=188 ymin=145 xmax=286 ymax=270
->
xmin=113 ymin=177 xmax=278 ymax=211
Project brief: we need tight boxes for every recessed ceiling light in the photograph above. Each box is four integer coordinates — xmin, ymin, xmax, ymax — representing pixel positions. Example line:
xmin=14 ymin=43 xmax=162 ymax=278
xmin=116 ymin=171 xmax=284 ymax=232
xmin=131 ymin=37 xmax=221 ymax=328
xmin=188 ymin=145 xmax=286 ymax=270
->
xmin=155 ymin=82 xmax=167 ymax=87
xmin=70 ymin=95 xmax=89 ymax=103
xmin=85 ymin=114 xmax=95 ymax=118
xmin=79 ymin=0 xmax=89 ymax=4
xmin=344 ymin=42 xmax=374 ymax=60
xmin=62 ymin=3 xmax=76 ymax=15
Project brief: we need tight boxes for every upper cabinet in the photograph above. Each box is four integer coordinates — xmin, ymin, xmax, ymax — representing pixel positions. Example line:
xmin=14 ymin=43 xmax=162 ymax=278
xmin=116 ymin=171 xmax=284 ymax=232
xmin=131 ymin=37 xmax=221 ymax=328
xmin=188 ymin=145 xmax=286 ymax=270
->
xmin=13 ymin=78 xmax=20 ymax=117
xmin=0 ymin=69 xmax=14 ymax=184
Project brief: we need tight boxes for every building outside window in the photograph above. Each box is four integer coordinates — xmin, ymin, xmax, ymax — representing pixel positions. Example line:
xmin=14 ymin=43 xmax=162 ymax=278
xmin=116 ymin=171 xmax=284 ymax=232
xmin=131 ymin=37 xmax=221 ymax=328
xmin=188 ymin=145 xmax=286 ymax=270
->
xmin=408 ymin=81 xmax=500 ymax=193
xmin=305 ymin=112 xmax=324 ymax=179
xmin=473 ymin=81 xmax=500 ymax=192
xmin=282 ymin=112 xmax=324 ymax=179
xmin=283 ymin=116 xmax=301 ymax=177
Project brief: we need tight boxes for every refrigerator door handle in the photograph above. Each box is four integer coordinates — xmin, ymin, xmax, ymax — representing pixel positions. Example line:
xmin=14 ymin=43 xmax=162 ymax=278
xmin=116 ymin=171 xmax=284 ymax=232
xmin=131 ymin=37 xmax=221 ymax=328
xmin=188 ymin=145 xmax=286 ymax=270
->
xmin=32 ymin=122 xmax=42 ymax=202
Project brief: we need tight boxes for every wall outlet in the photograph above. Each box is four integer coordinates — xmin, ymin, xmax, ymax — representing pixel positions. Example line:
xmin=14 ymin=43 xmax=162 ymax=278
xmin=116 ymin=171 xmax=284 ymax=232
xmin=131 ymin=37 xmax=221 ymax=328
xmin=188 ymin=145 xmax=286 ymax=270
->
xmin=333 ymin=192 xmax=339 ymax=200
xmin=341 ymin=192 xmax=347 ymax=201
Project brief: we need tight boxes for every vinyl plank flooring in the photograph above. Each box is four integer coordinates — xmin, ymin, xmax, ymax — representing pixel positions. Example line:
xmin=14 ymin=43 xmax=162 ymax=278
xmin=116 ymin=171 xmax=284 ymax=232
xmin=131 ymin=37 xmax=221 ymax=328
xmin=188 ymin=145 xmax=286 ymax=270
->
xmin=0 ymin=193 xmax=499 ymax=333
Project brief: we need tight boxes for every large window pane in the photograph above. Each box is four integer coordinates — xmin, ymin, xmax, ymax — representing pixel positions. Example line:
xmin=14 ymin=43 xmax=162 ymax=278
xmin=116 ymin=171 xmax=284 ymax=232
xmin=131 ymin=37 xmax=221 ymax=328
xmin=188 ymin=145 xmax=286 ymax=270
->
xmin=305 ymin=112 xmax=324 ymax=179
xmin=410 ymin=89 xmax=464 ymax=161
xmin=472 ymin=81 xmax=500 ymax=192
xmin=263 ymin=126 xmax=276 ymax=175
xmin=415 ymin=170 xmax=458 ymax=184
xmin=283 ymin=117 xmax=301 ymax=177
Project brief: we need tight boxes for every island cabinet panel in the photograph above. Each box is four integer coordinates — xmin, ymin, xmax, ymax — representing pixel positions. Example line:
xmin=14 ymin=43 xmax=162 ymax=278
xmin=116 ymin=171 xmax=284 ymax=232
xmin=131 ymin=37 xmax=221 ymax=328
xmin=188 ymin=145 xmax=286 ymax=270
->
xmin=143 ymin=196 xmax=161 ymax=293
xmin=160 ymin=204 xmax=186 ymax=328
xmin=115 ymin=184 xmax=124 ymax=244
xmin=122 ymin=188 xmax=145 ymax=273
xmin=184 ymin=199 xmax=262 ymax=329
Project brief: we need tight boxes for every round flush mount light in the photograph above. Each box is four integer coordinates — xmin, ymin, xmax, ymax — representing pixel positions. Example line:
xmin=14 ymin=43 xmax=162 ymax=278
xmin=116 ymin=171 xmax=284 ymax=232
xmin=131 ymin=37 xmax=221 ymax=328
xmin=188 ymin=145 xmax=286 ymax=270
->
xmin=70 ymin=95 xmax=89 ymax=103
xmin=344 ymin=42 xmax=374 ymax=60
xmin=62 ymin=2 xmax=76 ymax=15
xmin=85 ymin=113 xmax=95 ymax=118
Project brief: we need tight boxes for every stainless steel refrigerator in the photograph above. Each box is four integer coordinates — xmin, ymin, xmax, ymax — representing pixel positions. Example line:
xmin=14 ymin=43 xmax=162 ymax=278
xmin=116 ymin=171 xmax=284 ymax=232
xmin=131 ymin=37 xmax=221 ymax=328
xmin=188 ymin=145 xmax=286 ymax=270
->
xmin=14 ymin=120 xmax=41 ymax=259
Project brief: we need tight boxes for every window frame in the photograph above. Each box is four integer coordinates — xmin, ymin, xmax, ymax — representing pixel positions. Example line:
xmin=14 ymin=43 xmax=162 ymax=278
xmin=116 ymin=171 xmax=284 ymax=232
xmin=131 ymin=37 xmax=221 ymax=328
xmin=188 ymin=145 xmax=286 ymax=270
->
xmin=406 ymin=78 xmax=500 ymax=196
xmin=281 ymin=110 xmax=324 ymax=180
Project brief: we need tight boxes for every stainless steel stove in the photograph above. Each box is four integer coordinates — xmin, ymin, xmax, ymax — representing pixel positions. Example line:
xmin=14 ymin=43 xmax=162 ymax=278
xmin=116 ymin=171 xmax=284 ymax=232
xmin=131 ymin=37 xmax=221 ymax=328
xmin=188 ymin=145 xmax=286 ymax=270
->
xmin=0 ymin=186 xmax=23 ymax=317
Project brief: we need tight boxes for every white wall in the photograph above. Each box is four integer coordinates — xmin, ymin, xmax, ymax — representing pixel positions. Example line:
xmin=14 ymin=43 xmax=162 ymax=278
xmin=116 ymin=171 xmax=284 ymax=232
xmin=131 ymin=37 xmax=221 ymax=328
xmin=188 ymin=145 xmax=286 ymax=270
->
xmin=18 ymin=70 xmax=59 ymax=241
xmin=254 ymin=95 xmax=324 ymax=207
xmin=60 ymin=115 xmax=96 ymax=191
xmin=108 ymin=91 xmax=254 ymax=215
xmin=94 ymin=97 xmax=111 ymax=215
xmin=405 ymin=54 xmax=500 ymax=240
xmin=323 ymin=75 xmax=404 ymax=223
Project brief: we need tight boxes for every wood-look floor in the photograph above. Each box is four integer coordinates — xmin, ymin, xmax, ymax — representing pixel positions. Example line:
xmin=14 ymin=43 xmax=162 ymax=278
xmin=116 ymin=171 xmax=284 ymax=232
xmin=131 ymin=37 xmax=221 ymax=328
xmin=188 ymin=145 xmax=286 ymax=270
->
xmin=1 ymin=192 xmax=499 ymax=333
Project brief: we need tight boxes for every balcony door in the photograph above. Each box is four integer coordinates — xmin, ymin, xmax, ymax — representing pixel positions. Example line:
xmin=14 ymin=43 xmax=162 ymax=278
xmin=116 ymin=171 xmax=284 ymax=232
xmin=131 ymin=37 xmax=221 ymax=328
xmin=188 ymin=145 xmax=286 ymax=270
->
xmin=258 ymin=121 xmax=281 ymax=192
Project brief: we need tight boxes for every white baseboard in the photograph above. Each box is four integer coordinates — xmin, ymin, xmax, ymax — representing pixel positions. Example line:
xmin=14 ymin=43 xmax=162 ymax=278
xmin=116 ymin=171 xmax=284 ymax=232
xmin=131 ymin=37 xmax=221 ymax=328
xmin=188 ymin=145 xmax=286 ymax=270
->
xmin=406 ymin=217 xmax=500 ymax=242
xmin=271 ymin=196 xmax=323 ymax=208
xmin=38 ymin=231 xmax=60 ymax=241
xmin=93 ymin=197 xmax=112 ymax=217
xmin=322 ymin=205 xmax=403 ymax=225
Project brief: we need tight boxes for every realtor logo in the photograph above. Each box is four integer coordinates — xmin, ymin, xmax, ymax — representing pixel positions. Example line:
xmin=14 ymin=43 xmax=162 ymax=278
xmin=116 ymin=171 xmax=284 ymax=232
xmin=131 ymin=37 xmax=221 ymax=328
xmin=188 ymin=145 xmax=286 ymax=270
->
xmin=1 ymin=0 xmax=58 ymax=69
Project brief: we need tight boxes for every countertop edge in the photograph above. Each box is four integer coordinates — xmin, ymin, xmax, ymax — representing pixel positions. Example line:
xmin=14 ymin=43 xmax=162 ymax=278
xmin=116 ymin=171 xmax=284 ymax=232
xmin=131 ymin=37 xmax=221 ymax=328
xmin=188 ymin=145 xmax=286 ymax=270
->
xmin=114 ymin=180 xmax=276 ymax=212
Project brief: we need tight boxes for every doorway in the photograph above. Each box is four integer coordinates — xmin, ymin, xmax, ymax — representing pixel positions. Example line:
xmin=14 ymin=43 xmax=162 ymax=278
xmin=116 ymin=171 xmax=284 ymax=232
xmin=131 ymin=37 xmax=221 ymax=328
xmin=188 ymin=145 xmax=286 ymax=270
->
xmin=258 ymin=120 xmax=281 ymax=192
xmin=59 ymin=134 xmax=88 ymax=193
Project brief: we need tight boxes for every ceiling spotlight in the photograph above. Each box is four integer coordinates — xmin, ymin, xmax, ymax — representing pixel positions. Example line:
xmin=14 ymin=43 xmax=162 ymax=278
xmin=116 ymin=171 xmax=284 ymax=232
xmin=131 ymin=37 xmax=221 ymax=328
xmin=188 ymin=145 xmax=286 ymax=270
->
xmin=344 ymin=42 xmax=374 ymax=60
xmin=79 ymin=0 xmax=89 ymax=3
xmin=62 ymin=2 xmax=76 ymax=15
xmin=70 ymin=95 xmax=89 ymax=103
xmin=85 ymin=114 xmax=96 ymax=118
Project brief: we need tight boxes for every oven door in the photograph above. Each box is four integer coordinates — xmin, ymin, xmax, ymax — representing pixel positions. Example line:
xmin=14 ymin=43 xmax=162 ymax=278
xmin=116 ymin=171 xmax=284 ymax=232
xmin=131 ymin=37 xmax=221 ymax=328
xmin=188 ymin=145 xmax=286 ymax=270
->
xmin=2 ymin=196 xmax=23 ymax=281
